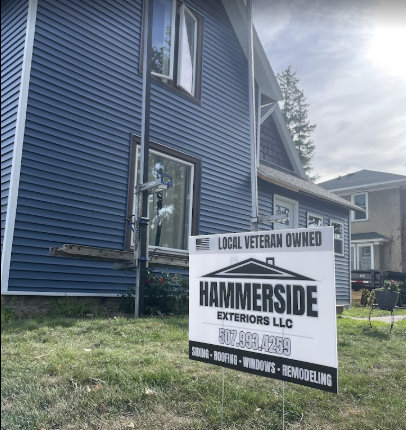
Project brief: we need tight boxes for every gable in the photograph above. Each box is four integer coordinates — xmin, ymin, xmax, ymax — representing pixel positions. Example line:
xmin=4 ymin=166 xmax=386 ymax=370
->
xmin=260 ymin=114 xmax=294 ymax=172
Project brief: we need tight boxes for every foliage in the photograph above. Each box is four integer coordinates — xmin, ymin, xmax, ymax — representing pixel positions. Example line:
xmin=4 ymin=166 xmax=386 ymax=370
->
xmin=376 ymin=280 xmax=400 ymax=292
xmin=1 ymin=301 xmax=16 ymax=324
xmin=119 ymin=270 xmax=189 ymax=316
xmin=118 ymin=287 xmax=136 ymax=315
xmin=276 ymin=66 xmax=318 ymax=179
xmin=51 ymin=297 xmax=97 ymax=318
xmin=144 ymin=270 xmax=188 ymax=315
xmin=365 ymin=290 xmax=376 ymax=328
xmin=360 ymin=288 xmax=371 ymax=307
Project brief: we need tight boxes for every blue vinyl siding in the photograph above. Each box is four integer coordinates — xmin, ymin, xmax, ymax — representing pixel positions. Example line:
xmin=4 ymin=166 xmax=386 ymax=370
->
xmin=9 ymin=0 xmax=252 ymax=295
xmin=1 ymin=0 xmax=28 ymax=253
xmin=258 ymin=181 xmax=351 ymax=304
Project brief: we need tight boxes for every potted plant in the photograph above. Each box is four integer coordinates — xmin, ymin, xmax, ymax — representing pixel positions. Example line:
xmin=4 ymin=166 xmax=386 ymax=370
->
xmin=375 ymin=280 xmax=400 ymax=311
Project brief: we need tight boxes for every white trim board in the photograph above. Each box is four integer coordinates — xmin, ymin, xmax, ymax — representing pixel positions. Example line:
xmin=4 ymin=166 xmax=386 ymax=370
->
xmin=1 ymin=0 xmax=38 ymax=293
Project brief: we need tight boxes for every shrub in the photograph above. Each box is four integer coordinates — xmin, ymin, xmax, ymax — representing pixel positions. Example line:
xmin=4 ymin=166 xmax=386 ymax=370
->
xmin=119 ymin=270 xmax=189 ymax=315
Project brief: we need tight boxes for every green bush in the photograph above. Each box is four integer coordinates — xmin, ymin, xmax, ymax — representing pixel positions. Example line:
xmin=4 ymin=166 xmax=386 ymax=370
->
xmin=119 ymin=270 xmax=189 ymax=315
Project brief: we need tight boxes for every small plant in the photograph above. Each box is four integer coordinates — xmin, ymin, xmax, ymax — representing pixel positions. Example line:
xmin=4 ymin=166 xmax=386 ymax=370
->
xmin=119 ymin=287 xmax=136 ymax=314
xmin=365 ymin=290 xmax=376 ymax=328
xmin=376 ymin=280 xmax=400 ymax=292
xmin=1 ymin=301 xmax=15 ymax=324
xmin=51 ymin=297 xmax=94 ymax=318
xmin=360 ymin=288 xmax=371 ymax=307
xmin=119 ymin=271 xmax=189 ymax=316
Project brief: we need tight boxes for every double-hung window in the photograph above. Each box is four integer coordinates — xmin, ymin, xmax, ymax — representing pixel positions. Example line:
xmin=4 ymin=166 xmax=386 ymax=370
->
xmin=351 ymin=192 xmax=368 ymax=221
xmin=126 ymin=138 xmax=200 ymax=253
xmin=150 ymin=0 xmax=203 ymax=98
xmin=330 ymin=220 xmax=344 ymax=256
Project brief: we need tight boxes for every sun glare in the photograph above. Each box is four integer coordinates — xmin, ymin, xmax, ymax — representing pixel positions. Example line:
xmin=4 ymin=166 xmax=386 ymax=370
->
xmin=367 ymin=26 xmax=406 ymax=79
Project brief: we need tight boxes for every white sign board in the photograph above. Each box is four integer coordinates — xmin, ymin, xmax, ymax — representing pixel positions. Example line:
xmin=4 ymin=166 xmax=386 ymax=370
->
xmin=189 ymin=227 xmax=338 ymax=393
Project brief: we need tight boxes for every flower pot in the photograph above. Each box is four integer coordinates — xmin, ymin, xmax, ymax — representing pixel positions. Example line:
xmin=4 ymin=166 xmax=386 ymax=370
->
xmin=375 ymin=291 xmax=399 ymax=311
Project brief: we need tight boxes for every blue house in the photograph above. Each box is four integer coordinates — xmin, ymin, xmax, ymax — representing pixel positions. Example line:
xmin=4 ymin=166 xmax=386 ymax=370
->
xmin=1 ymin=0 xmax=360 ymax=305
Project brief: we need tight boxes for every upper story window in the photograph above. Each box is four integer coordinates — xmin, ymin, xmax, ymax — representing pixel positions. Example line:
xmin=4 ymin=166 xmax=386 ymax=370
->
xmin=330 ymin=220 xmax=344 ymax=256
xmin=351 ymin=192 xmax=368 ymax=221
xmin=307 ymin=212 xmax=323 ymax=228
xmin=150 ymin=0 xmax=203 ymax=99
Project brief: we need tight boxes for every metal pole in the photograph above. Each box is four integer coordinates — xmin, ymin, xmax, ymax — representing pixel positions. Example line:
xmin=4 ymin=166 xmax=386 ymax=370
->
xmin=247 ymin=0 xmax=258 ymax=232
xmin=135 ymin=0 xmax=153 ymax=318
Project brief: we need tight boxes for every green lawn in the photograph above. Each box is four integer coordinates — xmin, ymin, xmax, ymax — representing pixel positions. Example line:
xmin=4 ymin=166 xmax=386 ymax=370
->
xmin=342 ymin=306 xmax=406 ymax=318
xmin=2 ymin=316 xmax=405 ymax=430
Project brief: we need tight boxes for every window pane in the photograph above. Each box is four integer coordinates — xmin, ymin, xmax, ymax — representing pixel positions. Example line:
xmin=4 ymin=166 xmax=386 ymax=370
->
xmin=136 ymin=148 xmax=192 ymax=251
xmin=152 ymin=0 xmax=174 ymax=77
xmin=353 ymin=194 xmax=367 ymax=220
xmin=334 ymin=239 xmax=343 ymax=255
xmin=332 ymin=222 xmax=343 ymax=239
xmin=178 ymin=6 xmax=197 ymax=95
xmin=308 ymin=214 xmax=322 ymax=227
xmin=358 ymin=246 xmax=372 ymax=270
xmin=276 ymin=204 xmax=290 ymax=226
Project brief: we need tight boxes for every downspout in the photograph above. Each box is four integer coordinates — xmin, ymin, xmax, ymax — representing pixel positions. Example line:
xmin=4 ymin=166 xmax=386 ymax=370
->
xmin=135 ymin=0 xmax=153 ymax=317
xmin=247 ymin=0 xmax=258 ymax=231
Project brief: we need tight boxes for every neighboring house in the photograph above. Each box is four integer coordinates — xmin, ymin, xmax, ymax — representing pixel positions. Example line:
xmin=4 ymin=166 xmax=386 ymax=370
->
xmin=1 ymin=0 xmax=360 ymax=305
xmin=319 ymin=170 xmax=406 ymax=283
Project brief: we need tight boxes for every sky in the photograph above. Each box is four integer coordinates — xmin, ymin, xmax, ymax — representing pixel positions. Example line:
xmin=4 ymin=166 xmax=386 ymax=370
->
xmin=252 ymin=0 xmax=406 ymax=182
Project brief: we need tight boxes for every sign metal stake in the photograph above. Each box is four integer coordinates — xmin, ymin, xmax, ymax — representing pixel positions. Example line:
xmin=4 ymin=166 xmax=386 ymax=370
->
xmin=221 ymin=367 xmax=225 ymax=429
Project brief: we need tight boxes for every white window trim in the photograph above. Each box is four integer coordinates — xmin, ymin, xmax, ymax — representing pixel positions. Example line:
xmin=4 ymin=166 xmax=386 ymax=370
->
xmin=352 ymin=243 xmax=374 ymax=270
xmin=151 ymin=0 xmax=177 ymax=80
xmin=330 ymin=219 xmax=345 ymax=256
xmin=273 ymin=195 xmax=299 ymax=230
xmin=351 ymin=192 xmax=368 ymax=222
xmin=307 ymin=212 xmax=324 ymax=228
xmin=177 ymin=3 xmax=198 ymax=96
xmin=133 ymin=147 xmax=194 ymax=252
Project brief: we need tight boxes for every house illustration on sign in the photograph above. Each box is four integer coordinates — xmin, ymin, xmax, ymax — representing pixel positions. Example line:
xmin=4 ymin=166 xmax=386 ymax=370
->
xmin=202 ymin=258 xmax=315 ymax=281
xmin=2 ymin=0 xmax=362 ymax=308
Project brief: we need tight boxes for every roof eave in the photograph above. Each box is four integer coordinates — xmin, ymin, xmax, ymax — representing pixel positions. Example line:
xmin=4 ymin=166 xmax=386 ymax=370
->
xmin=321 ymin=178 xmax=406 ymax=193
xmin=221 ymin=0 xmax=283 ymax=102
xmin=258 ymin=167 xmax=365 ymax=213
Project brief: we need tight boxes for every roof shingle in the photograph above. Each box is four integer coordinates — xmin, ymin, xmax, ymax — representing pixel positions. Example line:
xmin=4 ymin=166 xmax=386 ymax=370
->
xmin=318 ymin=170 xmax=406 ymax=191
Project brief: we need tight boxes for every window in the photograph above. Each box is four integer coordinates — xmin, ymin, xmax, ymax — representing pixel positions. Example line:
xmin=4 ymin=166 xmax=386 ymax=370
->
xmin=351 ymin=192 xmax=368 ymax=221
xmin=126 ymin=138 xmax=201 ymax=252
xmin=149 ymin=0 xmax=203 ymax=99
xmin=307 ymin=212 xmax=323 ymax=228
xmin=330 ymin=220 xmax=344 ymax=256
xmin=274 ymin=195 xmax=298 ymax=230
xmin=352 ymin=244 xmax=374 ymax=270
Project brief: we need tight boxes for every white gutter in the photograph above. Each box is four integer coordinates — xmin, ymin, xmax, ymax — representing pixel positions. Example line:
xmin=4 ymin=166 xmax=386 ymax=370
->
xmin=247 ymin=0 xmax=258 ymax=231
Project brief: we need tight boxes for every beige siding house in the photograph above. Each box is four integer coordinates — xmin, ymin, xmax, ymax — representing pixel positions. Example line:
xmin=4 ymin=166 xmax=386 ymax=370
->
xmin=319 ymin=170 xmax=406 ymax=279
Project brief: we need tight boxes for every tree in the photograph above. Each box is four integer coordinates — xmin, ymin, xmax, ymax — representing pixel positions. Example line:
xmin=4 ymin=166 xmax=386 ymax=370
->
xmin=277 ymin=66 xmax=318 ymax=180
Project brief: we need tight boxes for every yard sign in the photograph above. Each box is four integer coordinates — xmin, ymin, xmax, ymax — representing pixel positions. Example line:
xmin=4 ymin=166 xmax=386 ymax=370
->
xmin=189 ymin=227 xmax=338 ymax=393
